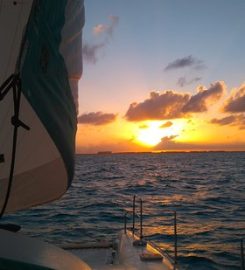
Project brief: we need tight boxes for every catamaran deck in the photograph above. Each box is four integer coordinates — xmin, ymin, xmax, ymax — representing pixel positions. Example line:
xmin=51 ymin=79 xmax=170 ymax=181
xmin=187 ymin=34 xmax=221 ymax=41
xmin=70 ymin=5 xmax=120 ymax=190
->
xmin=67 ymin=231 xmax=176 ymax=270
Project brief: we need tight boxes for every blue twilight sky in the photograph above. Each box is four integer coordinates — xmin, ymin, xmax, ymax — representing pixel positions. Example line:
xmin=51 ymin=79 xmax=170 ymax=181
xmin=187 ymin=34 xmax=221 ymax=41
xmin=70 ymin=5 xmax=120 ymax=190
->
xmin=78 ymin=0 xmax=245 ymax=116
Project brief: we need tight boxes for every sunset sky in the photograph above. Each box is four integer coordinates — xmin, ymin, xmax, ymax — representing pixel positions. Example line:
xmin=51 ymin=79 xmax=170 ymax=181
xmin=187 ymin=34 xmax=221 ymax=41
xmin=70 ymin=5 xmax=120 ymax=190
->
xmin=76 ymin=0 xmax=245 ymax=153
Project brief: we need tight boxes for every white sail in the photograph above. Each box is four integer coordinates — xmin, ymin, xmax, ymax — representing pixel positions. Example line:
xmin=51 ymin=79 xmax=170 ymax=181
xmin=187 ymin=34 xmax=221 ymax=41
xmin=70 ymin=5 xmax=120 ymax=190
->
xmin=0 ymin=0 xmax=84 ymax=213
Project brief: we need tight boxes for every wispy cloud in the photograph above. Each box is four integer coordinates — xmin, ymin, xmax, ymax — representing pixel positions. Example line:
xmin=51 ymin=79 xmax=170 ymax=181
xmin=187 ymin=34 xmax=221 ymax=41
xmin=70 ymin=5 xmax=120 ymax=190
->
xmin=211 ymin=115 xmax=237 ymax=125
xmin=164 ymin=55 xmax=205 ymax=71
xmin=154 ymin=135 xmax=245 ymax=151
xmin=177 ymin=76 xmax=202 ymax=87
xmin=78 ymin=112 xmax=117 ymax=125
xmin=125 ymin=81 xmax=225 ymax=121
xmin=82 ymin=43 xmax=105 ymax=64
xmin=93 ymin=16 xmax=119 ymax=36
xmin=93 ymin=24 xmax=108 ymax=35
xmin=83 ymin=16 xmax=119 ymax=64
xmin=211 ymin=114 xmax=245 ymax=129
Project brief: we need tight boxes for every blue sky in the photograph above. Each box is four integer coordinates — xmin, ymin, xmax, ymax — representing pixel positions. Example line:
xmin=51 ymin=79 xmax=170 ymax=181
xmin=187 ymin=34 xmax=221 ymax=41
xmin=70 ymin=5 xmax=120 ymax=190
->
xmin=79 ymin=0 xmax=245 ymax=116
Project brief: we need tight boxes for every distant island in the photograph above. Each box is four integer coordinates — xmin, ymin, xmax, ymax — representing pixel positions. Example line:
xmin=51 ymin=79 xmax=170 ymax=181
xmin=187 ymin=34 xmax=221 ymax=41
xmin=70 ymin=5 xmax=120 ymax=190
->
xmin=97 ymin=151 xmax=112 ymax=155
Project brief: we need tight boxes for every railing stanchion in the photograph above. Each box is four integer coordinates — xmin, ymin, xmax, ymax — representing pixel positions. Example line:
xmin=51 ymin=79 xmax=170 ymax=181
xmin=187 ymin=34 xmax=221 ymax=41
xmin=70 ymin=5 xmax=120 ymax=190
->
xmin=140 ymin=198 xmax=143 ymax=240
xmin=124 ymin=212 xmax=127 ymax=234
xmin=132 ymin=195 xmax=136 ymax=236
xmin=174 ymin=211 xmax=177 ymax=268
xmin=241 ymin=239 xmax=244 ymax=270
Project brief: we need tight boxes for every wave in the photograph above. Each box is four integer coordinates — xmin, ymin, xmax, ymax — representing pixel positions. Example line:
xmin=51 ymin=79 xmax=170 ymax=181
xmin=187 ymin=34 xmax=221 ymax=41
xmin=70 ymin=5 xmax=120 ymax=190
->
xmin=179 ymin=255 xmax=240 ymax=270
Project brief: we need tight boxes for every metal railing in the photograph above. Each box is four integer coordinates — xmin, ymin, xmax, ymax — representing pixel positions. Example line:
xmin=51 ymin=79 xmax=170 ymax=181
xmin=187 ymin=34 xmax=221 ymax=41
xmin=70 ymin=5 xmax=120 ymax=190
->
xmin=124 ymin=197 xmax=245 ymax=270
xmin=241 ymin=239 xmax=244 ymax=270
xmin=123 ymin=195 xmax=178 ymax=268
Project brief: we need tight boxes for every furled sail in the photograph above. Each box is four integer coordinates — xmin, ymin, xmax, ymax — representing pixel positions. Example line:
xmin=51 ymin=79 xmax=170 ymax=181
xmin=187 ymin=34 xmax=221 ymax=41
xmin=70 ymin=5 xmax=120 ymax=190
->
xmin=0 ymin=0 xmax=84 ymax=213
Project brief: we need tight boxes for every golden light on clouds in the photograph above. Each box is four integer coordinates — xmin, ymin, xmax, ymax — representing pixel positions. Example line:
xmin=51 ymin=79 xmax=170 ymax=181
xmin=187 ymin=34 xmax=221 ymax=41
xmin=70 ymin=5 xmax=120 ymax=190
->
xmin=134 ymin=120 xmax=185 ymax=147
xmin=76 ymin=80 xmax=245 ymax=153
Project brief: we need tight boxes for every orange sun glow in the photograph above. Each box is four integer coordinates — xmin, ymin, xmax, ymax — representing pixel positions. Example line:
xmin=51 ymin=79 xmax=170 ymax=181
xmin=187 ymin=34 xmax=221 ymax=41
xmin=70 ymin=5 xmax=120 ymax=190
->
xmin=135 ymin=121 xmax=184 ymax=147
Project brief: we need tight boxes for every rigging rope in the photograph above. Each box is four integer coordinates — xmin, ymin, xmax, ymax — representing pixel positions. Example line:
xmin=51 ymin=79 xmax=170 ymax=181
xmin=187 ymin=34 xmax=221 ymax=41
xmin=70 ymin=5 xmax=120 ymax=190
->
xmin=0 ymin=1 xmax=34 ymax=218
xmin=0 ymin=74 xmax=29 ymax=218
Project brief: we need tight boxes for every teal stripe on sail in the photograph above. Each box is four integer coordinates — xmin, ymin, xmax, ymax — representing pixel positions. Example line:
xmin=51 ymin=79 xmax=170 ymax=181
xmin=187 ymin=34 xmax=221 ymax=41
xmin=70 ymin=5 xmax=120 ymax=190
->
xmin=20 ymin=0 xmax=76 ymax=185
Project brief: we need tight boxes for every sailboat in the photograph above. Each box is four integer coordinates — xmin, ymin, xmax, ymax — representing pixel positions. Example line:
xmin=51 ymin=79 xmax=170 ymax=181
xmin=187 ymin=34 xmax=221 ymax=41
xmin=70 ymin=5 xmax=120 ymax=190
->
xmin=0 ymin=1 xmax=179 ymax=269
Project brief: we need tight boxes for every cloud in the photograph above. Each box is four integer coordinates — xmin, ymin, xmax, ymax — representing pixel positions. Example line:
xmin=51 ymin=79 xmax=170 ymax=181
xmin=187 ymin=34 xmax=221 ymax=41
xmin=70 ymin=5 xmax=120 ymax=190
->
xmin=160 ymin=121 xmax=173 ymax=128
xmin=182 ymin=81 xmax=225 ymax=113
xmin=125 ymin=81 xmax=225 ymax=121
xmin=93 ymin=24 xmax=108 ymax=35
xmin=139 ymin=124 xmax=148 ymax=129
xmin=154 ymin=135 xmax=204 ymax=151
xmin=223 ymin=84 xmax=245 ymax=112
xmin=155 ymin=135 xmax=245 ymax=151
xmin=78 ymin=112 xmax=117 ymax=125
xmin=164 ymin=55 xmax=205 ymax=71
xmin=177 ymin=76 xmax=202 ymax=87
xmin=93 ymin=15 xmax=119 ymax=36
xmin=82 ymin=42 xmax=105 ymax=64
xmin=211 ymin=115 xmax=237 ymax=125
xmin=83 ymin=16 xmax=119 ymax=64
xmin=125 ymin=91 xmax=189 ymax=121
xmin=211 ymin=114 xmax=245 ymax=129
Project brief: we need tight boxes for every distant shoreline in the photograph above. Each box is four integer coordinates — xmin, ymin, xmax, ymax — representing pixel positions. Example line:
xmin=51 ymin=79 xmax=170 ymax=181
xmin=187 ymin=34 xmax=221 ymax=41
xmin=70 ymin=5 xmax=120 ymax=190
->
xmin=76 ymin=150 xmax=245 ymax=155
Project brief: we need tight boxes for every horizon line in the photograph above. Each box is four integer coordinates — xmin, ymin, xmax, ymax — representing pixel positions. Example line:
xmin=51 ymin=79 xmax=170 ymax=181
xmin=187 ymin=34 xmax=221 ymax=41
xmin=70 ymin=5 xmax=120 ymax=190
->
xmin=76 ymin=150 xmax=245 ymax=155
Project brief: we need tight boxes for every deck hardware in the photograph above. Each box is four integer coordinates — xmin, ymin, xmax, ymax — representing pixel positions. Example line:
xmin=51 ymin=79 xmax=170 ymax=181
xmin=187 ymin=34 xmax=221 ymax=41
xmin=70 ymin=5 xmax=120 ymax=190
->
xmin=124 ymin=212 xmax=127 ymax=234
xmin=133 ymin=197 xmax=147 ymax=247
xmin=241 ymin=239 xmax=244 ymax=270
xmin=174 ymin=211 xmax=177 ymax=269
xmin=140 ymin=198 xmax=143 ymax=240
xmin=132 ymin=195 xmax=136 ymax=236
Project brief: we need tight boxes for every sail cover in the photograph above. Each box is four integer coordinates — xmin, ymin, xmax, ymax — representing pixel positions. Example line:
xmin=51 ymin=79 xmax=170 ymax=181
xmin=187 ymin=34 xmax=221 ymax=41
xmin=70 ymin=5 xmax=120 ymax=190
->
xmin=0 ymin=0 xmax=84 ymax=213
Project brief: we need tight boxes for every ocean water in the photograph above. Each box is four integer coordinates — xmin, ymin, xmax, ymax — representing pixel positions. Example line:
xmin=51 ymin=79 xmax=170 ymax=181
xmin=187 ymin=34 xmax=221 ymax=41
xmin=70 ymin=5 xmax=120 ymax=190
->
xmin=2 ymin=152 xmax=245 ymax=270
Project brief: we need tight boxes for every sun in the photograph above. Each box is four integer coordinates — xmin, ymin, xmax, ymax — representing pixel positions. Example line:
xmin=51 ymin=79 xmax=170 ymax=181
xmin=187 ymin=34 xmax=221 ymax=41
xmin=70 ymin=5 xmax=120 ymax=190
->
xmin=137 ymin=124 xmax=163 ymax=146
xmin=135 ymin=120 xmax=184 ymax=147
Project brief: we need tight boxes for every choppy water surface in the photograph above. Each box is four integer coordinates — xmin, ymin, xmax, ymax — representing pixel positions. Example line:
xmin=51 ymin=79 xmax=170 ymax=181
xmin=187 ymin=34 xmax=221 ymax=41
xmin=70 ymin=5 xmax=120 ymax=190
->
xmin=3 ymin=152 xmax=245 ymax=269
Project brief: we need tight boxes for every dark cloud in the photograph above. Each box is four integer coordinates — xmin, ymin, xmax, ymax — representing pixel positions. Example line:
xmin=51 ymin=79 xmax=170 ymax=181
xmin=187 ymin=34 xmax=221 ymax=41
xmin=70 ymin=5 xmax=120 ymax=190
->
xmin=160 ymin=121 xmax=173 ymax=128
xmin=177 ymin=76 xmax=202 ymax=87
xmin=125 ymin=82 xmax=225 ymax=121
xmin=223 ymin=85 xmax=245 ymax=112
xmin=211 ymin=115 xmax=237 ymax=125
xmin=125 ymin=91 xmax=189 ymax=121
xmin=182 ymin=81 xmax=225 ymax=112
xmin=164 ymin=55 xmax=205 ymax=71
xmin=154 ymin=135 xmax=179 ymax=150
xmin=154 ymin=135 xmax=203 ymax=151
xmin=211 ymin=114 xmax=245 ymax=129
xmin=78 ymin=112 xmax=117 ymax=125
xmin=83 ymin=16 xmax=119 ymax=64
